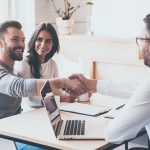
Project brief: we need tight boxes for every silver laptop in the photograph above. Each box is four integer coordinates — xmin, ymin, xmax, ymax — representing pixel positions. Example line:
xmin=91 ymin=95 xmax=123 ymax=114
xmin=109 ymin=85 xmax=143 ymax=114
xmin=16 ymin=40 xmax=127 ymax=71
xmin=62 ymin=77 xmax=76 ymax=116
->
xmin=41 ymin=81 xmax=105 ymax=140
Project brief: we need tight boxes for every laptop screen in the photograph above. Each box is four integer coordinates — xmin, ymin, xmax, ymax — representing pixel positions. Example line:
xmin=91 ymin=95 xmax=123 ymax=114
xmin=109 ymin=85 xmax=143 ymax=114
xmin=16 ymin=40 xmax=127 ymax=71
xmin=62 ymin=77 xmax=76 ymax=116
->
xmin=44 ymin=96 xmax=61 ymax=136
xmin=44 ymin=96 xmax=61 ymax=122
xmin=40 ymin=81 xmax=61 ymax=135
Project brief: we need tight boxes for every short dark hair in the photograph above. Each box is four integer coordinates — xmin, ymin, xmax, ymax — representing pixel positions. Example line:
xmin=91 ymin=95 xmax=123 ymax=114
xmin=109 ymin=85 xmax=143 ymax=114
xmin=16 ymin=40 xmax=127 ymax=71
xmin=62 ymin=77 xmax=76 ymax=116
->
xmin=0 ymin=20 xmax=22 ymax=39
xmin=27 ymin=22 xmax=60 ymax=78
xmin=143 ymin=14 xmax=150 ymax=31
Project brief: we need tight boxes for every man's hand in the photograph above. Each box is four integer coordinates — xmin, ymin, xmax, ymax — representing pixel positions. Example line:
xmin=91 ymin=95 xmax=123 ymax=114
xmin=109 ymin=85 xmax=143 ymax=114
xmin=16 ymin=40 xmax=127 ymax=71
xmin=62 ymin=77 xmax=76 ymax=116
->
xmin=63 ymin=78 xmax=87 ymax=97
xmin=36 ymin=76 xmax=96 ymax=97
xmin=69 ymin=74 xmax=97 ymax=94
xmin=48 ymin=77 xmax=87 ymax=97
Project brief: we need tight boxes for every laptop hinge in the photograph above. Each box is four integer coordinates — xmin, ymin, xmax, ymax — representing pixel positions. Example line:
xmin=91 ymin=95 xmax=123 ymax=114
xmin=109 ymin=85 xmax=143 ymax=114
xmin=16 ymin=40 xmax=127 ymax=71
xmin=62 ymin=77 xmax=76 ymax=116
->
xmin=55 ymin=119 xmax=63 ymax=137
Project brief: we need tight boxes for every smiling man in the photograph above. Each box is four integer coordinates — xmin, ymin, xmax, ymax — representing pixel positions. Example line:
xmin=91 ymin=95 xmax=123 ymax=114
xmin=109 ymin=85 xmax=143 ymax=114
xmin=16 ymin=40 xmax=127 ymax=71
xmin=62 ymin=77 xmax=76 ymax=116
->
xmin=0 ymin=21 xmax=25 ymax=65
xmin=0 ymin=20 xmax=86 ymax=150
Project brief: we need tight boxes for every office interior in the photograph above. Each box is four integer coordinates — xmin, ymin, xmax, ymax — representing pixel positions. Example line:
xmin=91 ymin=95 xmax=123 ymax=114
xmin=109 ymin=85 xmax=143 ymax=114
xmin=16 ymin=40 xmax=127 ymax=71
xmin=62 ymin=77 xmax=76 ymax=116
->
xmin=0 ymin=0 xmax=150 ymax=149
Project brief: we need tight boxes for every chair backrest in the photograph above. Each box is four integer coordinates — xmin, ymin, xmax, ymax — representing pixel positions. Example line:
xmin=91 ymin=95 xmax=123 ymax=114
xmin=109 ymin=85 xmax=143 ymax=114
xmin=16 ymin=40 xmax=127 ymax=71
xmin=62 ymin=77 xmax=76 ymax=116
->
xmin=0 ymin=138 xmax=17 ymax=150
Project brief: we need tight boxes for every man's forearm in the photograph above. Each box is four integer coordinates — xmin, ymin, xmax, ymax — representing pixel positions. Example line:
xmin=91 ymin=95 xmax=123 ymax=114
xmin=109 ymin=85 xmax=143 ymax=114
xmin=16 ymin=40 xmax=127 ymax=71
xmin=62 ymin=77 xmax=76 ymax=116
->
xmin=35 ymin=78 xmax=66 ymax=96
xmin=48 ymin=77 xmax=66 ymax=92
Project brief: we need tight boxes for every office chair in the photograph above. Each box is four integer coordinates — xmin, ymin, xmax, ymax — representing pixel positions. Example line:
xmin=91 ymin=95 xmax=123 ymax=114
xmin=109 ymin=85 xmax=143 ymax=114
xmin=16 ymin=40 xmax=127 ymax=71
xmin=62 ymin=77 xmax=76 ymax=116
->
xmin=0 ymin=138 xmax=17 ymax=150
xmin=128 ymin=137 xmax=150 ymax=150
xmin=128 ymin=148 xmax=148 ymax=150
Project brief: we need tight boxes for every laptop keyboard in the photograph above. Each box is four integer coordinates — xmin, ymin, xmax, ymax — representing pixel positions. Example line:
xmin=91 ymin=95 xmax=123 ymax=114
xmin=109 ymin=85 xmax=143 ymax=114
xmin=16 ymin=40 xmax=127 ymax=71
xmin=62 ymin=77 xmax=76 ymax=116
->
xmin=64 ymin=120 xmax=85 ymax=135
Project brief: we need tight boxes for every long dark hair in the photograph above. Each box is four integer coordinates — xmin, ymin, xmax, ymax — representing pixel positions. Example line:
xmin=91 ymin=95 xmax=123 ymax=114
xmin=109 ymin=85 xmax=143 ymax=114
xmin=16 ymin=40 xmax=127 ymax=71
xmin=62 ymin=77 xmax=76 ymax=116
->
xmin=27 ymin=22 xmax=60 ymax=78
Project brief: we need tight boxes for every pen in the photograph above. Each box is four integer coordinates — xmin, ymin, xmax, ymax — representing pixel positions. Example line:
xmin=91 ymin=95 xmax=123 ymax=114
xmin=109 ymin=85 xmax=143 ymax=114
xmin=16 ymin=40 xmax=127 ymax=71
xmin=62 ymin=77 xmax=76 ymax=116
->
xmin=104 ymin=116 xmax=114 ymax=119
xmin=116 ymin=104 xmax=125 ymax=110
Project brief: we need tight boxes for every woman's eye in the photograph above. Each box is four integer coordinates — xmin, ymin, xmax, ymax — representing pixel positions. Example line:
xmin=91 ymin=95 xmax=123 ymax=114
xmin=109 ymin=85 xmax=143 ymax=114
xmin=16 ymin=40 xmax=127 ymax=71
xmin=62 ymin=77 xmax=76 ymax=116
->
xmin=36 ymin=38 xmax=42 ymax=42
xmin=36 ymin=38 xmax=53 ymax=44
xmin=46 ymin=39 xmax=53 ymax=44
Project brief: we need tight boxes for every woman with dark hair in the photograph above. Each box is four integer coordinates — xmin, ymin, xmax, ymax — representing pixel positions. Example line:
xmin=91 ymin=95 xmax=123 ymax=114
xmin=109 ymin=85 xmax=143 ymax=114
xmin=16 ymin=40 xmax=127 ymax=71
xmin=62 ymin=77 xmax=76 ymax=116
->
xmin=27 ymin=22 xmax=59 ymax=79
xmin=15 ymin=22 xmax=75 ymax=108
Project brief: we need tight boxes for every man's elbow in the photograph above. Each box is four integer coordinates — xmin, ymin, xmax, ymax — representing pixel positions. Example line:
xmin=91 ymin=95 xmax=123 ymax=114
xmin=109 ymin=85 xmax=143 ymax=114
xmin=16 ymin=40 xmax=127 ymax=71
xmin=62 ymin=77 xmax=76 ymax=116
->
xmin=105 ymin=125 xmax=123 ymax=144
xmin=105 ymin=128 xmax=116 ymax=143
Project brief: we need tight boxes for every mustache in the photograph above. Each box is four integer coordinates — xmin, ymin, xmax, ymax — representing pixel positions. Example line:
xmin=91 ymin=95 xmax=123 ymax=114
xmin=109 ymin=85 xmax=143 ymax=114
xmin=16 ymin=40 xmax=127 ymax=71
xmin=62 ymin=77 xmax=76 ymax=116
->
xmin=13 ymin=46 xmax=24 ymax=51
xmin=4 ymin=42 xmax=24 ymax=50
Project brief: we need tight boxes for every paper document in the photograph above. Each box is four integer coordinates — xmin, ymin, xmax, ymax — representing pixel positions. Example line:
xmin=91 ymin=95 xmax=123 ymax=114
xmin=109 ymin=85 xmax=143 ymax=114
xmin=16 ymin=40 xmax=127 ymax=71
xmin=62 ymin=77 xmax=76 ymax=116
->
xmin=60 ymin=102 xmax=111 ymax=117
xmin=103 ymin=104 xmax=125 ymax=119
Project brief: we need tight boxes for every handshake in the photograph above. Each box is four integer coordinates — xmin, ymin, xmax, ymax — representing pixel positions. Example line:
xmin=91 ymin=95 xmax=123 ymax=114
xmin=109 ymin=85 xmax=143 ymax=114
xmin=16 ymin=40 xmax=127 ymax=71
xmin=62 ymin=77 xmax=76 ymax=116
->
xmin=59 ymin=74 xmax=97 ymax=98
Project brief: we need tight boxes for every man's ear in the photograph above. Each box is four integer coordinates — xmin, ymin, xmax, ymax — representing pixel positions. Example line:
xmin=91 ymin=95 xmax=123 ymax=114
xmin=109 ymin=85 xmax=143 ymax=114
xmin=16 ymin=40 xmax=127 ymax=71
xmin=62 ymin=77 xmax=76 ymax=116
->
xmin=0 ymin=41 xmax=2 ymax=48
xmin=0 ymin=39 xmax=4 ymax=48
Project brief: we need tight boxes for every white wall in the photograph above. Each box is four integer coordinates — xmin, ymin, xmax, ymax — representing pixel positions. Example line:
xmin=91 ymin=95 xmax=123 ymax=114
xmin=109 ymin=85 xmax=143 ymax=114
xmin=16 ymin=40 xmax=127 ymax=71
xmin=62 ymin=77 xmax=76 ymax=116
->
xmin=91 ymin=0 xmax=150 ymax=38
xmin=12 ymin=0 xmax=35 ymax=42
xmin=34 ymin=0 xmax=92 ymax=34
xmin=58 ymin=35 xmax=139 ymax=78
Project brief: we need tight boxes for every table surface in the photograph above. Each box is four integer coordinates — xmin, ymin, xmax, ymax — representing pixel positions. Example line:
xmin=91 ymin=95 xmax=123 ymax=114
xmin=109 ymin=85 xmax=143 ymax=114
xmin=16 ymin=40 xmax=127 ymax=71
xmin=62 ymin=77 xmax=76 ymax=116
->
xmin=0 ymin=93 xmax=130 ymax=150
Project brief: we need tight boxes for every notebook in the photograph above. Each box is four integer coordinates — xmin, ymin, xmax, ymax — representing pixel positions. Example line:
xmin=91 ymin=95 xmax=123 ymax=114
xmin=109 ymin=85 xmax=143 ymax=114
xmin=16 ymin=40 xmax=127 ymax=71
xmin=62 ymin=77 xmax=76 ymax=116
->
xmin=40 ymin=81 xmax=105 ymax=140
xmin=60 ymin=102 xmax=111 ymax=117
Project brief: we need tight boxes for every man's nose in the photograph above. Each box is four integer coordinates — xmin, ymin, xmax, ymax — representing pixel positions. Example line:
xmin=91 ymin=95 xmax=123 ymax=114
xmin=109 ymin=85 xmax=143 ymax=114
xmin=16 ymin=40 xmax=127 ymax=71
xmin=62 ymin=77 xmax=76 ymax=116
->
xmin=17 ymin=39 xmax=25 ymax=48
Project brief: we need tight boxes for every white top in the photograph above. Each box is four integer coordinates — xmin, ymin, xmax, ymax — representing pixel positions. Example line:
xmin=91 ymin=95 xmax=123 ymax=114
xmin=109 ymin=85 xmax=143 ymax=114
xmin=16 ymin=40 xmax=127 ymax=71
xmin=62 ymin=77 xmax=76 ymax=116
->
xmin=15 ymin=57 xmax=59 ymax=107
xmin=97 ymin=79 xmax=150 ymax=144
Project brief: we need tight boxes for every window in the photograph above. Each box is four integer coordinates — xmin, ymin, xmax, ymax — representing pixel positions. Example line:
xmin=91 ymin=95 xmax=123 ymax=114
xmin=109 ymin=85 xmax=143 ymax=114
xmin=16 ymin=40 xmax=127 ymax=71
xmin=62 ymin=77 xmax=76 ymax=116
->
xmin=91 ymin=0 xmax=150 ymax=38
xmin=0 ymin=0 xmax=8 ymax=22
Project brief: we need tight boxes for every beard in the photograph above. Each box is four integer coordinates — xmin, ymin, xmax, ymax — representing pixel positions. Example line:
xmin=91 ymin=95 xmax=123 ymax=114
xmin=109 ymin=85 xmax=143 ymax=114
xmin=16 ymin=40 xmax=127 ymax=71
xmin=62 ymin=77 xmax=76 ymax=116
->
xmin=7 ymin=46 xmax=24 ymax=61
xmin=142 ymin=47 xmax=150 ymax=67
xmin=144 ymin=56 xmax=150 ymax=67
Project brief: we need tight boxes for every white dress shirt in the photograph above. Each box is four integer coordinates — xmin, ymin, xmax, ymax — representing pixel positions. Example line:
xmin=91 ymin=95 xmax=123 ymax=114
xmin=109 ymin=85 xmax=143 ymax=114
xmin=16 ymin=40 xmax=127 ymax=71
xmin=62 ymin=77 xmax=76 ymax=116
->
xmin=97 ymin=79 xmax=150 ymax=144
